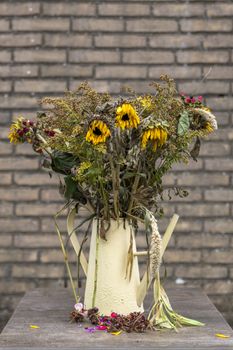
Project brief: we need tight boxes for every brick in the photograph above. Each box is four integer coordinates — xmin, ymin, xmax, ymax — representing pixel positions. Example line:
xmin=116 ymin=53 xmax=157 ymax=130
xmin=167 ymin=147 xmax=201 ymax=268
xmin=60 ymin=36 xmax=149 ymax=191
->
xmin=0 ymin=203 xmax=13 ymax=216
xmin=14 ymin=234 xmax=61 ymax=248
xmin=0 ymin=187 xmax=38 ymax=201
xmin=203 ymin=249 xmax=233 ymax=264
xmin=175 ymin=265 xmax=227 ymax=279
xmin=0 ymin=127 xmax=10 ymax=139
xmin=122 ymin=51 xmax=174 ymax=64
xmin=149 ymin=34 xmax=202 ymax=49
xmin=0 ymin=65 xmax=38 ymax=77
xmin=153 ymin=3 xmax=204 ymax=17
xmin=177 ymin=173 xmax=229 ymax=187
xmin=0 ymin=34 xmax=41 ymax=47
xmin=149 ymin=65 xmax=201 ymax=79
xmin=207 ymin=97 xmax=233 ymax=110
xmin=12 ymin=19 xmax=69 ymax=32
xmin=40 ymin=249 xmax=78 ymax=263
xmin=0 ymin=112 xmax=11 ymax=125
xmin=212 ymin=112 xmax=229 ymax=126
xmin=0 ymin=157 xmax=38 ymax=170
xmin=96 ymin=65 xmax=147 ymax=79
xmin=179 ymin=81 xmax=229 ymax=95
xmin=164 ymin=249 xmax=201 ymax=263
xmin=204 ymin=66 xmax=233 ymax=79
xmin=0 ymin=51 xmax=11 ymax=62
xmin=180 ymin=19 xmax=232 ymax=32
xmin=0 ymin=281 xmax=36 ymax=294
xmin=70 ymin=80 xmax=121 ymax=94
xmin=0 ymin=249 xmax=37 ymax=262
xmin=204 ymin=35 xmax=233 ymax=48
xmin=14 ymin=80 xmax=67 ymax=93
xmin=0 ymin=218 xmax=39 ymax=232
xmin=176 ymin=219 xmax=202 ymax=232
xmin=43 ymin=3 xmax=96 ymax=16
xmin=200 ymin=142 xmax=230 ymax=156
xmin=14 ymin=172 xmax=58 ymax=186
xmin=73 ymin=18 xmax=123 ymax=32
xmin=0 ymin=142 xmax=13 ymax=155
xmin=205 ymin=159 xmax=233 ymax=171
xmin=204 ymin=281 xmax=233 ymax=295
xmin=126 ymin=19 xmax=178 ymax=32
xmin=176 ymin=233 xmax=229 ymax=248
xmin=14 ymin=50 xmax=66 ymax=63
xmin=172 ymin=159 xmax=203 ymax=171
xmin=41 ymin=64 xmax=92 ymax=78
xmin=177 ymin=50 xmax=229 ymax=64
xmin=0 ymin=81 xmax=11 ymax=92
xmin=204 ymin=219 xmax=233 ymax=234
xmin=98 ymin=3 xmax=150 ymax=16
xmin=205 ymin=189 xmax=233 ymax=202
xmin=0 ymin=173 xmax=12 ymax=185
xmin=207 ymin=129 xmax=233 ymax=141
xmin=0 ymin=20 xmax=9 ymax=31
xmin=44 ymin=34 xmax=92 ymax=48
xmin=0 ymin=3 xmax=40 ymax=16
xmin=40 ymin=189 xmax=64 ymax=202
xmin=0 ymin=234 xmax=12 ymax=247
xmin=177 ymin=203 xmax=229 ymax=217
xmin=207 ymin=4 xmax=233 ymax=17
xmin=12 ymin=265 xmax=64 ymax=279
xmin=16 ymin=203 xmax=63 ymax=216
xmin=95 ymin=34 xmax=146 ymax=48
xmin=69 ymin=50 xmax=120 ymax=63
xmin=0 ymin=94 xmax=38 ymax=109
xmin=15 ymin=143 xmax=36 ymax=156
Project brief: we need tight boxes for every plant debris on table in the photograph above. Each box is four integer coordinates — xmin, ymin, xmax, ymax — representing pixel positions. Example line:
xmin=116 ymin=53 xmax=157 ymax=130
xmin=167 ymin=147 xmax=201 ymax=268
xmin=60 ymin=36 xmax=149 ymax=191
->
xmin=70 ymin=303 xmax=150 ymax=334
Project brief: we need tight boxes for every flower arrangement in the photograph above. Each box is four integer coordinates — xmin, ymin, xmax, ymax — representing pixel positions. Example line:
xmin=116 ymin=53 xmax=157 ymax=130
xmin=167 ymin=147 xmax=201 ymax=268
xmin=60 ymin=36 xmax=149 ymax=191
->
xmin=9 ymin=75 xmax=217 ymax=333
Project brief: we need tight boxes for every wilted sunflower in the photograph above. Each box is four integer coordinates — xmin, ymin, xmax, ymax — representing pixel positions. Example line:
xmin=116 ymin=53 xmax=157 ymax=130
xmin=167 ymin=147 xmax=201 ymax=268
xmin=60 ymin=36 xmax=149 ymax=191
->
xmin=141 ymin=128 xmax=168 ymax=152
xmin=8 ymin=118 xmax=24 ymax=144
xmin=115 ymin=103 xmax=140 ymax=130
xmin=86 ymin=120 xmax=111 ymax=145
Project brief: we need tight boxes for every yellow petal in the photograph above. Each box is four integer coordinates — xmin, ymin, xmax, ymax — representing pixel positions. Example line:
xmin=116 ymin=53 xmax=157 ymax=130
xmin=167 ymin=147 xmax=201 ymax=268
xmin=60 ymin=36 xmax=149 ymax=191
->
xmin=215 ymin=333 xmax=230 ymax=339
xmin=111 ymin=330 xmax=122 ymax=336
xmin=30 ymin=325 xmax=40 ymax=329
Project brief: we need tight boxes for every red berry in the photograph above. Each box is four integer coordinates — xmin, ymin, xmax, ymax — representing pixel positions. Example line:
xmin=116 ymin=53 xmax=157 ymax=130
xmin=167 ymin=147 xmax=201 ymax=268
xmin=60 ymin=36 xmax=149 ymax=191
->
xmin=185 ymin=97 xmax=191 ymax=103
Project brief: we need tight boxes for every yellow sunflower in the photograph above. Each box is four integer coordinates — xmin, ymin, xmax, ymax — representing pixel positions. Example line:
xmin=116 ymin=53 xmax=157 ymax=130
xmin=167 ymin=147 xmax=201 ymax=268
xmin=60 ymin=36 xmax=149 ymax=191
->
xmin=141 ymin=128 xmax=168 ymax=152
xmin=115 ymin=103 xmax=140 ymax=130
xmin=86 ymin=120 xmax=111 ymax=145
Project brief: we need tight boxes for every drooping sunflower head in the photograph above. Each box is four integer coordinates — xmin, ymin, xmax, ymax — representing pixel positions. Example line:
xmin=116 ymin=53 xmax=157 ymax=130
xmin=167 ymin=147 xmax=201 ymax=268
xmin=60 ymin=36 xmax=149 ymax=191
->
xmin=86 ymin=119 xmax=111 ymax=145
xmin=141 ymin=127 xmax=168 ymax=152
xmin=115 ymin=103 xmax=140 ymax=130
xmin=192 ymin=107 xmax=217 ymax=134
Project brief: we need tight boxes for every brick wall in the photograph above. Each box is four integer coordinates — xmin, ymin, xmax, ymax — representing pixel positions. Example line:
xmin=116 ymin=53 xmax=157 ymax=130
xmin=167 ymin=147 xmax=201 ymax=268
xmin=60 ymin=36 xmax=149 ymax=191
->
xmin=0 ymin=0 xmax=233 ymax=330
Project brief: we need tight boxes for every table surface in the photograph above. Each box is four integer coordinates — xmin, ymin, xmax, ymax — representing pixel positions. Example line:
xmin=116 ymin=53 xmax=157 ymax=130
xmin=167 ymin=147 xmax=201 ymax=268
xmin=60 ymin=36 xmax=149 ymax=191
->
xmin=0 ymin=286 xmax=232 ymax=350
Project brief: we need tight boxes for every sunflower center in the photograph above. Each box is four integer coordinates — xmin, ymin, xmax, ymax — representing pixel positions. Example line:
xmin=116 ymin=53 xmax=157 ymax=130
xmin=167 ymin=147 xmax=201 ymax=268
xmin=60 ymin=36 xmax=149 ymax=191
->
xmin=122 ymin=113 xmax=129 ymax=121
xmin=93 ymin=127 xmax=102 ymax=136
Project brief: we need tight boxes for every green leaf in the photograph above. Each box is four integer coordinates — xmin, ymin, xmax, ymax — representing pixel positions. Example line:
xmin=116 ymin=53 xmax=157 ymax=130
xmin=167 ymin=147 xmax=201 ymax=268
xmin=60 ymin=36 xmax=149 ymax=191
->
xmin=64 ymin=175 xmax=86 ymax=203
xmin=51 ymin=151 xmax=79 ymax=175
xmin=177 ymin=111 xmax=190 ymax=136
xmin=64 ymin=175 xmax=77 ymax=200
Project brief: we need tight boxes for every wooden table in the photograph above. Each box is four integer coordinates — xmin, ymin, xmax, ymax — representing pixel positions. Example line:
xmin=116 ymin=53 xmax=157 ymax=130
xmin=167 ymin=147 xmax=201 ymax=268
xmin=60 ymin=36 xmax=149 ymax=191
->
xmin=0 ymin=287 xmax=232 ymax=349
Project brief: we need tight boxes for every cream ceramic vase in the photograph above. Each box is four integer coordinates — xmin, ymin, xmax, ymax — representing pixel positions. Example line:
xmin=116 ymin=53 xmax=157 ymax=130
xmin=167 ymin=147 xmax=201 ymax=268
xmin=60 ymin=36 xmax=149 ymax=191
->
xmin=84 ymin=219 xmax=144 ymax=315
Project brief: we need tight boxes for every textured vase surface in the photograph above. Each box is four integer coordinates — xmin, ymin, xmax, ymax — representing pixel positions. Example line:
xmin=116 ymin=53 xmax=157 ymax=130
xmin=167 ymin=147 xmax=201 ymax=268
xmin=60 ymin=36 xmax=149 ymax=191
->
xmin=84 ymin=219 xmax=144 ymax=315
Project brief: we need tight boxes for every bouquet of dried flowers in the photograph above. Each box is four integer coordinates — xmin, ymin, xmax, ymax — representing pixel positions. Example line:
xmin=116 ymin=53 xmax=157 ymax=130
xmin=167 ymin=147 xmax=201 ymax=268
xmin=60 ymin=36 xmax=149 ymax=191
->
xmin=9 ymin=75 xmax=217 ymax=332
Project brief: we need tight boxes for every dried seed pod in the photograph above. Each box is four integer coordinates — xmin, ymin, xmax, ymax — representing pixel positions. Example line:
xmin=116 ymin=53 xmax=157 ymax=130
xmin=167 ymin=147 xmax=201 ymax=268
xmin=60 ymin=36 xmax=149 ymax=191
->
xmin=149 ymin=214 xmax=162 ymax=279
